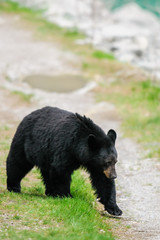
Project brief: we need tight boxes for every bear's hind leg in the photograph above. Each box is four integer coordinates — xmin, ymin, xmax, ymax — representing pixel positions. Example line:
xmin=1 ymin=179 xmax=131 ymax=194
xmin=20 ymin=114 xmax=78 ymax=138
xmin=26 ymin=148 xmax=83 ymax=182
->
xmin=7 ymin=159 xmax=34 ymax=193
xmin=41 ymin=168 xmax=72 ymax=198
xmin=40 ymin=169 xmax=52 ymax=196
xmin=50 ymin=179 xmax=72 ymax=198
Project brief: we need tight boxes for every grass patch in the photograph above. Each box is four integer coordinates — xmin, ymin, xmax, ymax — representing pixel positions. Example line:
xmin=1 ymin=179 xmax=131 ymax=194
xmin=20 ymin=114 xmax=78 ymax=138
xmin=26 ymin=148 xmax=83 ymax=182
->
xmin=0 ymin=0 xmax=39 ymax=14
xmin=11 ymin=90 xmax=34 ymax=103
xmin=64 ymin=28 xmax=84 ymax=39
xmin=0 ymin=126 xmax=114 ymax=240
xmin=92 ymin=51 xmax=115 ymax=60
xmin=96 ymin=79 xmax=160 ymax=158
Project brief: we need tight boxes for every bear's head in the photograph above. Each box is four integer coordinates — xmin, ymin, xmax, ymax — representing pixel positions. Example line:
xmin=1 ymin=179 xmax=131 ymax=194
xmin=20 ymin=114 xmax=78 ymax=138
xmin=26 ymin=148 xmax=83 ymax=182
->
xmin=88 ymin=129 xmax=118 ymax=179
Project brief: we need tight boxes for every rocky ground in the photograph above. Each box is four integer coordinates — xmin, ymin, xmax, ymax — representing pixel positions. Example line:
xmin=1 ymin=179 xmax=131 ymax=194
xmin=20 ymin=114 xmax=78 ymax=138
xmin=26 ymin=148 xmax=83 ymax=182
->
xmin=0 ymin=13 xmax=160 ymax=240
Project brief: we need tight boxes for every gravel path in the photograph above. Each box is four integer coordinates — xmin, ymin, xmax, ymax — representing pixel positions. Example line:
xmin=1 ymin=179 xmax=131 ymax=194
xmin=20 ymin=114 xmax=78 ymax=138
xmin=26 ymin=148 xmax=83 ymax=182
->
xmin=0 ymin=13 xmax=160 ymax=240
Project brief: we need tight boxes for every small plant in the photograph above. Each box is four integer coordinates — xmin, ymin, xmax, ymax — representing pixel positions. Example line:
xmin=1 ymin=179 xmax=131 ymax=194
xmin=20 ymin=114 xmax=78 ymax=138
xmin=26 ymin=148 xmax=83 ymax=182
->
xmin=13 ymin=215 xmax=21 ymax=220
xmin=82 ymin=62 xmax=90 ymax=70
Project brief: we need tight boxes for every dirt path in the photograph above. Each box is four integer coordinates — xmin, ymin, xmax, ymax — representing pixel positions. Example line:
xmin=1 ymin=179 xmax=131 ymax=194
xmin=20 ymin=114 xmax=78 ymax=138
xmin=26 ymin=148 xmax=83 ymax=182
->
xmin=0 ymin=13 xmax=160 ymax=240
xmin=91 ymin=111 xmax=160 ymax=240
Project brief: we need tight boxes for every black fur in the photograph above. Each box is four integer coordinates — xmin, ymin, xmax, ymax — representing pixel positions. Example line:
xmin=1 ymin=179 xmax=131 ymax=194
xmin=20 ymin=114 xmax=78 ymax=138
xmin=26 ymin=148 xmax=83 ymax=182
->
xmin=6 ymin=106 xmax=122 ymax=216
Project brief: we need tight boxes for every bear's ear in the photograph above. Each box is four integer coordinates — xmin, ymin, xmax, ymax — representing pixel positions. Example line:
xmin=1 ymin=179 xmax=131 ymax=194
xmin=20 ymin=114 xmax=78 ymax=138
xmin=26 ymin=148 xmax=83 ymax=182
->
xmin=107 ymin=129 xmax=117 ymax=142
xmin=88 ymin=134 xmax=98 ymax=149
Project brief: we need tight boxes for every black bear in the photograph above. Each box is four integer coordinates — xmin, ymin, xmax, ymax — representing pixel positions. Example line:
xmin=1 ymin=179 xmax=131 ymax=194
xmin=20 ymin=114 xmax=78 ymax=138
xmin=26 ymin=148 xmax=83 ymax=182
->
xmin=6 ymin=106 xmax=122 ymax=216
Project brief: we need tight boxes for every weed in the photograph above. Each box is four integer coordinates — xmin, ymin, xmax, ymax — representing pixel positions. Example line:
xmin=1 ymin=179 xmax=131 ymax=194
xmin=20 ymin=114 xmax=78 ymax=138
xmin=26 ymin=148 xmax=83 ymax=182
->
xmin=82 ymin=62 xmax=90 ymax=70
xmin=11 ymin=90 xmax=34 ymax=102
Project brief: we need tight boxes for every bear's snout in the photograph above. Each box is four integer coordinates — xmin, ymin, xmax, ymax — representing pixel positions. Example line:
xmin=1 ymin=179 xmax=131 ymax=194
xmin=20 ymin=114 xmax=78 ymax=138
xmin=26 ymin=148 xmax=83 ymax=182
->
xmin=103 ymin=165 xmax=117 ymax=179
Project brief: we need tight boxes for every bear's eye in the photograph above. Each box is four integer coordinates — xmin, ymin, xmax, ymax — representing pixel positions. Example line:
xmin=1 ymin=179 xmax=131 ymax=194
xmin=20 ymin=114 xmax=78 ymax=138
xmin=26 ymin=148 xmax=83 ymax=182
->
xmin=108 ymin=161 xmax=112 ymax=165
xmin=104 ymin=161 xmax=112 ymax=168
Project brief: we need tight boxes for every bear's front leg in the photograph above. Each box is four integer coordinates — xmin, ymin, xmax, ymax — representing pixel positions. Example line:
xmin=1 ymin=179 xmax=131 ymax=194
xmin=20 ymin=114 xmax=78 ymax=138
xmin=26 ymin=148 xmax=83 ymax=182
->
xmin=90 ymin=171 xmax=122 ymax=216
xmin=104 ymin=179 xmax=122 ymax=216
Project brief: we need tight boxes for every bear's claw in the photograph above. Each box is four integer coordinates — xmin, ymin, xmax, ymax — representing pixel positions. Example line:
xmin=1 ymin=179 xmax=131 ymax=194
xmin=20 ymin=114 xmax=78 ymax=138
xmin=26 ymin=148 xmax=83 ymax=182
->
xmin=105 ymin=203 xmax=122 ymax=216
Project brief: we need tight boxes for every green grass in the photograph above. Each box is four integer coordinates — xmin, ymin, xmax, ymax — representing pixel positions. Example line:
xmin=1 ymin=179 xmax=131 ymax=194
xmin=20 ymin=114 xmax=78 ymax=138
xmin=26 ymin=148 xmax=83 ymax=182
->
xmin=11 ymin=90 xmax=34 ymax=103
xmin=92 ymin=51 xmax=115 ymax=60
xmin=0 ymin=126 xmax=114 ymax=240
xmin=64 ymin=29 xmax=84 ymax=39
xmin=0 ymin=0 xmax=39 ymax=14
xmin=96 ymin=79 xmax=160 ymax=158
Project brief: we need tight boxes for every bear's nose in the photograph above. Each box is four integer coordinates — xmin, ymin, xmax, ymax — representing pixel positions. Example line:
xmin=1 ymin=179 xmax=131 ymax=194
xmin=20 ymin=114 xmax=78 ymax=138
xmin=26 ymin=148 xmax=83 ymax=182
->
xmin=110 ymin=165 xmax=117 ymax=179
xmin=110 ymin=172 xmax=117 ymax=179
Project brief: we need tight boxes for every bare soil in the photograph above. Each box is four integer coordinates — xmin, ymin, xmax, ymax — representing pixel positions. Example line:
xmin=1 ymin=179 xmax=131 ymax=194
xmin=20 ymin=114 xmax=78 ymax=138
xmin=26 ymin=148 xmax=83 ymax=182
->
xmin=0 ymin=13 xmax=160 ymax=240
